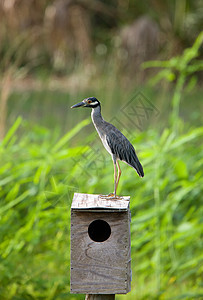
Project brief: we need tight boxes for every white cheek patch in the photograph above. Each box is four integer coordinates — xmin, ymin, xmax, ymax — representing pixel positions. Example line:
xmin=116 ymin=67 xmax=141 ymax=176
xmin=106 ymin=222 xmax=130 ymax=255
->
xmin=90 ymin=101 xmax=99 ymax=106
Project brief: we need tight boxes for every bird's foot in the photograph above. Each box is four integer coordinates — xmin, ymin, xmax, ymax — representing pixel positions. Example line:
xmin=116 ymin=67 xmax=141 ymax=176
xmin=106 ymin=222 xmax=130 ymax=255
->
xmin=99 ymin=193 xmax=122 ymax=200
xmin=107 ymin=193 xmax=115 ymax=197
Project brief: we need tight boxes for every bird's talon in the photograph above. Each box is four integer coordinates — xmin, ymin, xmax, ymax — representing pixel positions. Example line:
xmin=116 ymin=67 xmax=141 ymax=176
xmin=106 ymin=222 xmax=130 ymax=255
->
xmin=99 ymin=193 xmax=122 ymax=200
xmin=107 ymin=193 xmax=115 ymax=197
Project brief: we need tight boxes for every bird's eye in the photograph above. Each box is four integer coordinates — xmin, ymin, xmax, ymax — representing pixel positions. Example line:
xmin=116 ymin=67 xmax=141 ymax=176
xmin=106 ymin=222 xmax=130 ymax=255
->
xmin=87 ymin=100 xmax=92 ymax=104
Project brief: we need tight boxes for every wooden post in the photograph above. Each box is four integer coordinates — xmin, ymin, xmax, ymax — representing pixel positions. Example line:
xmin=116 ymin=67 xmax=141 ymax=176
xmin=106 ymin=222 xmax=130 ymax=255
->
xmin=70 ymin=193 xmax=131 ymax=297
xmin=85 ymin=295 xmax=115 ymax=300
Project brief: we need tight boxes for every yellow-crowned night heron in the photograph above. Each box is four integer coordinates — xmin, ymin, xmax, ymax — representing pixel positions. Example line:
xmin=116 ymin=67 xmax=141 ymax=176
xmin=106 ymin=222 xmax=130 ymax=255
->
xmin=71 ymin=97 xmax=144 ymax=197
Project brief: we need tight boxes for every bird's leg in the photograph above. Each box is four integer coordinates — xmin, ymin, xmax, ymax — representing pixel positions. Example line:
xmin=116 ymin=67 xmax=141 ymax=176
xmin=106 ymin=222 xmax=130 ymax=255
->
xmin=115 ymin=160 xmax=121 ymax=193
xmin=113 ymin=161 xmax=117 ymax=196
xmin=100 ymin=161 xmax=117 ymax=198
xmin=103 ymin=160 xmax=120 ymax=198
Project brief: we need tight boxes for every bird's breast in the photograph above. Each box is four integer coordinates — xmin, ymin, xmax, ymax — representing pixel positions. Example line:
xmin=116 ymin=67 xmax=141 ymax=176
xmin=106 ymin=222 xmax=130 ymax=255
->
xmin=101 ymin=134 xmax=112 ymax=155
xmin=93 ymin=123 xmax=112 ymax=155
xmin=91 ymin=112 xmax=113 ymax=156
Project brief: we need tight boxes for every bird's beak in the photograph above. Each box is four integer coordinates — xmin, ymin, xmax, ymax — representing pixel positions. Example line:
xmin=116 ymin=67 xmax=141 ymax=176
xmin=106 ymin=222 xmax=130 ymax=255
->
xmin=71 ymin=101 xmax=85 ymax=108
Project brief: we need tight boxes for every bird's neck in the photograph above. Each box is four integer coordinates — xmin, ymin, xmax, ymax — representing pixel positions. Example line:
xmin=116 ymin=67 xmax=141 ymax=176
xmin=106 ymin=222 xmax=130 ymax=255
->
xmin=91 ymin=105 xmax=103 ymax=127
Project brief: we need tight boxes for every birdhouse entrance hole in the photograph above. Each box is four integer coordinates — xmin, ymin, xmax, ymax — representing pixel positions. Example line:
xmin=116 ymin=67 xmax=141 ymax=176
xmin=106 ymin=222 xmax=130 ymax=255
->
xmin=88 ymin=219 xmax=111 ymax=242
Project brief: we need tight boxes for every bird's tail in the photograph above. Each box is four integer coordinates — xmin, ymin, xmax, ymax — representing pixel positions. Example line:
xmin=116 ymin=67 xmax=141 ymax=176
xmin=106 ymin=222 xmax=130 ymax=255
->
xmin=133 ymin=158 xmax=144 ymax=177
xmin=131 ymin=153 xmax=144 ymax=177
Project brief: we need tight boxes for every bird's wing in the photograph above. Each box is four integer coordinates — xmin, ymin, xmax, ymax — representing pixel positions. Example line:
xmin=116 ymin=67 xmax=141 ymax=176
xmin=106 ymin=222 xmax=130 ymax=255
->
xmin=106 ymin=126 xmax=144 ymax=177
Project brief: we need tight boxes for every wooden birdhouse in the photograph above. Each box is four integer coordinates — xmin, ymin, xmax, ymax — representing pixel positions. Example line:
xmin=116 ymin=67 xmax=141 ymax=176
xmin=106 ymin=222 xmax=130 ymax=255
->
xmin=70 ymin=193 xmax=131 ymax=295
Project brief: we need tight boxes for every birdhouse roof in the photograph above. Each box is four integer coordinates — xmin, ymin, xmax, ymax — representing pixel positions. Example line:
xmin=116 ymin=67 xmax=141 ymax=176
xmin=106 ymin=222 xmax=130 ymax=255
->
xmin=71 ymin=193 xmax=130 ymax=211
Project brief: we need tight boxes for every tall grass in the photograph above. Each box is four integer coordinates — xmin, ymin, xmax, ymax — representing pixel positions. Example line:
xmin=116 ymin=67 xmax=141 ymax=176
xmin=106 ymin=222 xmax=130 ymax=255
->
xmin=0 ymin=34 xmax=203 ymax=299
xmin=0 ymin=114 xmax=202 ymax=299
xmin=143 ymin=32 xmax=203 ymax=134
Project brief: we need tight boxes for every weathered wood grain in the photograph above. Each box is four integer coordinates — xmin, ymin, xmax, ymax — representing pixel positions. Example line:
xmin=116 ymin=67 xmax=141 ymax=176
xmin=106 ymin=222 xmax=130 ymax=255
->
xmin=85 ymin=294 xmax=115 ymax=300
xmin=71 ymin=192 xmax=130 ymax=211
xmin=70 ymin=193 xmax=131 ymax=295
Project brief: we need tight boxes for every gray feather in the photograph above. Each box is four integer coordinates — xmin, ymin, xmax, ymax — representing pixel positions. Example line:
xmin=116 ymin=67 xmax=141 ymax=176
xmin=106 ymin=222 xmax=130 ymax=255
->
xmin=105 ymin=123 xmax=144 ymax=177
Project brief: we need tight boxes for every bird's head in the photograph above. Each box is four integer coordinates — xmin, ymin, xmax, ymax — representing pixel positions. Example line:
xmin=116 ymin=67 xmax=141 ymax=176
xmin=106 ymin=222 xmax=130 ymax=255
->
xmin=71 ymin=97 xmax=100 ymax=109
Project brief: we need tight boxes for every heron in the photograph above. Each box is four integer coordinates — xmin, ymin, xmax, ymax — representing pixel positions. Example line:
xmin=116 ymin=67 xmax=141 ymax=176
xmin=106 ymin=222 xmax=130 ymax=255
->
xmin=71 ymin=97 xmax=144 ymax=197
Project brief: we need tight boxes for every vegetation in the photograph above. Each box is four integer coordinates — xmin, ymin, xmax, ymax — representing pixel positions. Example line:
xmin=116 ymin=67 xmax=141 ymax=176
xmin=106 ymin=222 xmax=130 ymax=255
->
xmin=0 ymin=109 xmax=203 ymax=299
xmin=1 ymin=35 xmax=203 ymax=299
xmin=0 ymin=1 xmax=203 ymax=299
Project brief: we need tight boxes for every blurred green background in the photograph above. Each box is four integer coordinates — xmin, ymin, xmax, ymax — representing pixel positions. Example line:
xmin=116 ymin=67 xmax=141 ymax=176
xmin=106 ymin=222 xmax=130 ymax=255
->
xmin=0 ymin=1 xmax=203 ymax=299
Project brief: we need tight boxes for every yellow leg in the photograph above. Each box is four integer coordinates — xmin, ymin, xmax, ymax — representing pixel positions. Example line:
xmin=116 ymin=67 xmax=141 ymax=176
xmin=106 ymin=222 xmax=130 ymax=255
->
xmin=115 ymin=160 xmax=121 ymax=194
xmin=114 ymin=162 xmax=117 ymax=196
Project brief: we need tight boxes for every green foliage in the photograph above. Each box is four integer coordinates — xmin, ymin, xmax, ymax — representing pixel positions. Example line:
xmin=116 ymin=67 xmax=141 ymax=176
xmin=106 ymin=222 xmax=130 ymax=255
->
xmin=0 ymin=4 xmax=202 ymax=300
xmin=143 ymin=32 xmax=203 ymax=134
xmin=0 ymin=115 xmax=203 ymax=299
xmin=0 ymin=118 xmax=89 ymax=300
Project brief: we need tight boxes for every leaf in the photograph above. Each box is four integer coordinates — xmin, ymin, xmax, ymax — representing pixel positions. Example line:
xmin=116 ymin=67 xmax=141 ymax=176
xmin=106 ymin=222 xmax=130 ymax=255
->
xmin=1 ymin=117 xmax=22 ymax=147
xmin=52 ymin=119 xmax=90 ymax=152
xmin=170 ymin=127 xmax=203 ymax=150
xmin=0 ymin=190 xmax=31 ymax=214
xmin=174 ymin=159 xmax=188 ymax=179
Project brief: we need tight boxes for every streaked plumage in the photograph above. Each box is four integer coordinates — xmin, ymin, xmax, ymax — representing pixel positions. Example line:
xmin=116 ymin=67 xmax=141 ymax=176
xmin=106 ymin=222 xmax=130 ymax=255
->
xmin=71 ymin=97 xmax=144 ymax=197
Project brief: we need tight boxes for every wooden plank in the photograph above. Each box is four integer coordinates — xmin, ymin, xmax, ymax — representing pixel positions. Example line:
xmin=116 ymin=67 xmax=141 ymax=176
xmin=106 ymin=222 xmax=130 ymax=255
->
xmin=126 ymin=209 xmax=131 ymax=292
xmin=71 ymin=193 xmax=130 ymax=211
xmin=71 ymin=211 xmax=131 ymax=294
xmin=85 ymin=295 xmax=115 ymax=300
